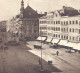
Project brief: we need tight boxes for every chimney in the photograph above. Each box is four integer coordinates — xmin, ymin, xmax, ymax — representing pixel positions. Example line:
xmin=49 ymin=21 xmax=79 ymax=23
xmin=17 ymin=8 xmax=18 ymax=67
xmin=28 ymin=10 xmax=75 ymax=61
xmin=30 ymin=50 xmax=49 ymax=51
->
xmin=44 ymin=12 xmax=47 ymax=15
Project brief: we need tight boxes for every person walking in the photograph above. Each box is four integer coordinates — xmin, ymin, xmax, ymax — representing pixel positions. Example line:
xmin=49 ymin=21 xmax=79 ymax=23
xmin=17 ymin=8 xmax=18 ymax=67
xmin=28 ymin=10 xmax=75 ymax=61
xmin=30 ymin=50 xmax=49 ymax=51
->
xmin=38 ymin=58 xmax=41 ymax=65
xmin=56 ymin=51 xmax=59 ymax=56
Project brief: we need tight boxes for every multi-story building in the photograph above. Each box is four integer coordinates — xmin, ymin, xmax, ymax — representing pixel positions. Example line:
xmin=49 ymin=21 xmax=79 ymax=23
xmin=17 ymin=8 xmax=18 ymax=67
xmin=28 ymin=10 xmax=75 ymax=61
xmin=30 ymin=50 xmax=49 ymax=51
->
xmin=0 ymin=21 xmax=7 ymax=32
xmin=6 ymin=17 xmax=21 ymax=43
xmin=0 ymin=20 xmax=7 ymax=42
xmin=19 ymin=0 xmax=45 ymax=41
xmin=39 ymin=6 xmax=80 ymax=43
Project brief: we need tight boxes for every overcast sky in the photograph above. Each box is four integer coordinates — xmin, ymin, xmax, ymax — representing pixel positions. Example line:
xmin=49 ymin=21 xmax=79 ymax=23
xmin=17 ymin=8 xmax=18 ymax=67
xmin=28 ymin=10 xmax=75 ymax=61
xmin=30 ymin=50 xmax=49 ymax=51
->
xmin=0 ymin=0 xmax=80 ymax=21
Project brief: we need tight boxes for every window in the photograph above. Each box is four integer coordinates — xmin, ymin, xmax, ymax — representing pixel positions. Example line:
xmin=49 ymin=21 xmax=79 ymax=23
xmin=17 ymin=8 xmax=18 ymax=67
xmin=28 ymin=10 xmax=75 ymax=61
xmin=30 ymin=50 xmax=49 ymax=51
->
xmin=70 ymin=28 xmax=71 ymax=32
xmin=58 ymin=28 xmax=60 ymax=31
xmin=69 ymin=21 xmax=71 ymax=24
xmin=76 ymin=20 xmax=78 ymax=24
xmin=54 ymin=28 xmax=55 ymax=31
xmin=64 ymin=36 xmax=65 ymax=39
xmin=73 ymin=37 xmax=74 ymax=41
xmin=66 ymin=36 xmax=68 ymax=39
xmin=73 ymin=21 xmax=74 ymax=24
xmin=56 ymin=34 xmax=57 ymax=37
xmin=61 ymin=21 xmax=63 ymax=25
xmin=56 ymin=21 xmax=58 ymax=24
xmin=58 ymin=21 xmax=60 ymax=24
xmin=54 ymin=34 xmax=55 ymax=37
xmin=79 ymin=21 xmax=80 ymax=25
xmin=58 ymin=35 xmax=60 ymax=38
xmin=54 ymin=21 xmax=55 ymax=24
xmin=64 ymin=28 xmax=65 ymax=31
xmin=66 ymin=21 xmax=68 ymax=25
xmin=61 ymin=35 xmax=63 ymax=39
xmin=64 ymin=21 xmax=65 ymax=25
xmin=67 ymin=28 xmax=68 ymax=32
xmin=61 ymin=28 xmax=63 ymax=31
xmin=48 ymin=27 xmax=50 ymax=30
xmin=56 ymin=27 xmax=57 ymax=31
xmin=79 ymin=38 xmax=80 ymax=41
xmin=51 ymin=21 xmax=53 ymax=24
xmin=69 ymin=36 xmax=71 ymax=40
xmin=79 ymin=29 xmax=80 ymax=34
xmin=73 ymin=29 xmax=74 ymax=32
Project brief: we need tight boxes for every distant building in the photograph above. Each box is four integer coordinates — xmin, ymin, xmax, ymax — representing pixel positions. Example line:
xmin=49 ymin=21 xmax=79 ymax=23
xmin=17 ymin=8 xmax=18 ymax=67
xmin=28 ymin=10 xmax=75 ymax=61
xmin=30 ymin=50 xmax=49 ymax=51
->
xmin=0 ymin=20 xmax=7 ymax=41
xmin=39 ymin=6 xmax=80 ymax=43
xmin=0 ymin=21 xmax=7 ymax=32
xmin=19 ymin=0 xmax=45 ymax=41
xmin=6 ymin=17 xmax=21 ymax=43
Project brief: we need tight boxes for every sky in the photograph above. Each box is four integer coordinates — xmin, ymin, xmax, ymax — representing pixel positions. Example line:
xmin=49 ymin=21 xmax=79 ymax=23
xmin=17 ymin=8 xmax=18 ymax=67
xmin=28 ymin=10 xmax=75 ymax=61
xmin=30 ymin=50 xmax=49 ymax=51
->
xmin=0 ymin=0 xmax=80 ymax=21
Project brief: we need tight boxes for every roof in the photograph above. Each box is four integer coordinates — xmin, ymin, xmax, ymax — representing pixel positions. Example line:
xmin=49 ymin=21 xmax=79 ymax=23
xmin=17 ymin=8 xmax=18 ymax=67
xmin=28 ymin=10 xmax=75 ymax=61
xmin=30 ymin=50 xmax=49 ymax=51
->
xmin=23 ymin=5 xmax=39 ymax=18
xmin=63 ymin=6 xmax=77 ymax=11
xmin=59 ymin=6 xmax=80 ymax=16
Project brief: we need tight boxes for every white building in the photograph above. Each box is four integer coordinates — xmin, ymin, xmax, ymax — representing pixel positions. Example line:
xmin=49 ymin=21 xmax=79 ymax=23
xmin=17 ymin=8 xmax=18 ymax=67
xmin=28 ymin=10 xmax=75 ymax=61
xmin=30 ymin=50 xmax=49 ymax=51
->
xmin=39 ymin=6 xmax=80 ymax=43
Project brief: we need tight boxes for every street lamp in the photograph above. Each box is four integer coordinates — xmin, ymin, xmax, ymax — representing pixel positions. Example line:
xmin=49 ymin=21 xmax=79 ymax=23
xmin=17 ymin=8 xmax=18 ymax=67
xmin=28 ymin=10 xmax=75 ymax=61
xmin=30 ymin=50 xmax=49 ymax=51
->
xmin=40 ymin=30 xmax=44 ymax=71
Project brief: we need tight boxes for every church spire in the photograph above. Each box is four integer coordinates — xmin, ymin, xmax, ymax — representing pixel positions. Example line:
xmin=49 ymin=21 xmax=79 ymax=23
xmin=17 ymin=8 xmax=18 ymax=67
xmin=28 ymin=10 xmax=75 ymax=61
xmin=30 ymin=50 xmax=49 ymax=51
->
xmin=27 ymin=0 xmax=29 ymax=6
xmin=20 ymin=0 xmax=24 ymax=18
xmin=20 ymin=0 xmax=24 ymax=12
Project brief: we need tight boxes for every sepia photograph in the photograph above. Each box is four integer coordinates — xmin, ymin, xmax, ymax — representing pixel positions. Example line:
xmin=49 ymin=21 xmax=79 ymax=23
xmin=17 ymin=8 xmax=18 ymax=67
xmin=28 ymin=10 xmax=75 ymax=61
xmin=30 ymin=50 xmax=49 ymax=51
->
xmin=0 ymin=0 xmax=80 ymax=73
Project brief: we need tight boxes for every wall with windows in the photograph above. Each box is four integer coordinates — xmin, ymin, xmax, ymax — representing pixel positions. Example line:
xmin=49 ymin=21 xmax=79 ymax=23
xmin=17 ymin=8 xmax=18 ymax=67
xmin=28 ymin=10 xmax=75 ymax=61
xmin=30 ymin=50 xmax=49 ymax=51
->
xmin=39 ymin=12 xmax=61 ymax=39
xmin=60 ymin=16 xmax=80 ymax=42
xmin=39 ymin=12 xmax=80 ymax=43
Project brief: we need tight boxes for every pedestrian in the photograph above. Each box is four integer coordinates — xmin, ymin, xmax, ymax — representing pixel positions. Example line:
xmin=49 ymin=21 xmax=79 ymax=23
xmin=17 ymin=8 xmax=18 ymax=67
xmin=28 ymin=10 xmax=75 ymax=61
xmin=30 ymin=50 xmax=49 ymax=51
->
xmin=56 ymin=51 xmax=59 ymax=56
xmin=38 ymin=58 xmax=41 ymax=65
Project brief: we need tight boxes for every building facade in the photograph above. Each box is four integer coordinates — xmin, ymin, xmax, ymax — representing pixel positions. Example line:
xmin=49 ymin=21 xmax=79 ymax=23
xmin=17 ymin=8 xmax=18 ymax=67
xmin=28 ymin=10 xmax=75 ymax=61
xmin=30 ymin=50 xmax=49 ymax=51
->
xmin=19 ymin=0 xmax=45 ymax=40
xmin=6 ymin=17 xmax=21 ymax=43
xmin=0 ymin=21 xmax=7 ymax=42
xmin=39 ymin=6 xmax=80 ymax=43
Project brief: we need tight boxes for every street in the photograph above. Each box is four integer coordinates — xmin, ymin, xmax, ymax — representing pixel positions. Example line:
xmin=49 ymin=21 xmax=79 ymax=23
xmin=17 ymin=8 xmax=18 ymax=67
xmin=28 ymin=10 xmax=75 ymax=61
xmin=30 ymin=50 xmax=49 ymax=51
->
xmin=0 ymin=42 xmax=61 ymax=73
xmin=27 ymin=41 xmax=80 ymax=73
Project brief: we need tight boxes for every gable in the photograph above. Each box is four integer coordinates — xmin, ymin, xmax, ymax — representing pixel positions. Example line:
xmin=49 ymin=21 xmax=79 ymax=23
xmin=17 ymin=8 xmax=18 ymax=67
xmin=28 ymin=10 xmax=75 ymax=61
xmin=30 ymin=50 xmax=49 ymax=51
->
xmin=23 ymin=5 xmax=38 ymax=18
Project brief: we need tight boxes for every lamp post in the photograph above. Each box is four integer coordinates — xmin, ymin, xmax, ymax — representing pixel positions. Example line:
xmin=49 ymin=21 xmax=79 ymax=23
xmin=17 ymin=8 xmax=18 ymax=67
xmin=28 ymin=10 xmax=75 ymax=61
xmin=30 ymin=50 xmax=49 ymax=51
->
xmin=40 ymin=30 xmax=44 ymax=71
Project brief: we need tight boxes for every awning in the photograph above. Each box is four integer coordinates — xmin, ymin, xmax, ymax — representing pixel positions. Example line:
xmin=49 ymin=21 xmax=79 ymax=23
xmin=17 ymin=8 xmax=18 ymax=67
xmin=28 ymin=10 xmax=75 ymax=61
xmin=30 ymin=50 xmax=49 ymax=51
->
xmin=73 ymin=43 xmax=80 ymax=50
xmin=51 ymin=39 xmax=59 ymax=45
xmin=46 ymin=38 xmax=53 ymax=43
xmin=36 ymin=36 xmax=46 ymax=41
xmin=66 ymin=42 xmax=77 ymax=48
xmin=58 ymin=40 xmax=68 ymax=46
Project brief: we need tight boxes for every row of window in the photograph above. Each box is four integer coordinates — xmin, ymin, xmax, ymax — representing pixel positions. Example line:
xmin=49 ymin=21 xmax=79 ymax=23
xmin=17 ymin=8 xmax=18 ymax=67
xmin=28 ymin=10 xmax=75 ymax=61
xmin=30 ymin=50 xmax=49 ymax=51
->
xmin=40 ymin=26 xmax=80 ymax=34
xmin=61 ymin=20 xmax=79 ymax=25
xmin=41 ymin=32 xmax=78 ymax=41
xmin=39 ymin=21 xmax=60 ymax=24
xmin=40 ymin=20 xmax=80 ymax=25
xmin=40 ymin=27 xmax=60 ymax=31
xmin=40 ymin=31 xmax=80 ymax=41
xmin=47 ymin=15 xmax=54 ymax=18
xmin=47 ymin=27 xmax=60 ymax=31
xmin=61 ymin=28 xmax=76 ymax=33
